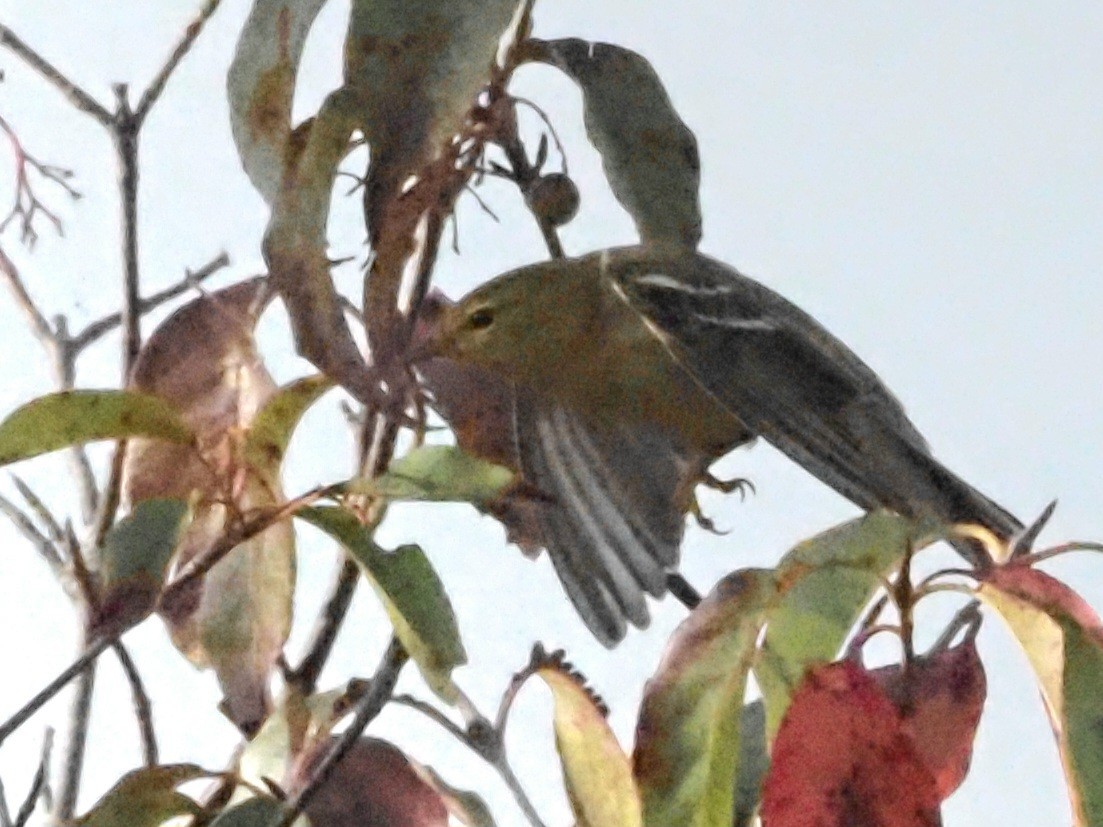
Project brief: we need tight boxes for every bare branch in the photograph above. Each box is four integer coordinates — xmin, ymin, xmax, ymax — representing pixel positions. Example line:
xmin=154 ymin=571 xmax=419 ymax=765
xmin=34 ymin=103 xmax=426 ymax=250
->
xmin=10 ymin=476 xmax=63 ymax=543
xmin=0 ymin=114 xmax=81 ymax=246
xmin=287 ymin=558 xmax=361 ymax=695
xmin=14 ymin=728 xmax=52 ymax=827
xmin=0 ymin=25 xmax=110 ymax=124
xmin=53 ymin=657 xmax=94 ymax=821
xmin=0 ymin=492 xmax=62 ymax=571
xmin=275 ymin=638 xmax=409 ymax=827
xmin=69 ymin=251 xmax=230 ymax=351
xmin=112 ymin=642 xmax=158 ymax=767
xmin=0 ymin=245 xmax=53 ymax=345
xmin=135 ymin=0 xmax=224 ymax=123
xmin=0 ymin=778 xmax=11 ymax=827
xmin=0 ymin=635 xmax=113 ymax=748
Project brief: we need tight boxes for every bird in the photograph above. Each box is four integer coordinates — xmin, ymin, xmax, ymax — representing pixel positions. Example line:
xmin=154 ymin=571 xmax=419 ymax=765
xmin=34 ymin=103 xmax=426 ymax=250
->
xmin=418 ymin=245 xmax=1022 ymax=645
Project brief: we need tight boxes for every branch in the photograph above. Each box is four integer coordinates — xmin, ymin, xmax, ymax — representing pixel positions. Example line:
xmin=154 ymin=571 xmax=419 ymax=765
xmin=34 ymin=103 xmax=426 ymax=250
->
xmin=274 ymin=638 xmax=409 ymax=827
xmin=0 ymin=114 xmax=80 ymax=246
xmin=0 ymin=25 xmax=110 ymax=124
xmin=14 ymin=728 xmax=52 ymax=827
xmin=287 ymin=558 xmax=360 ymax=695
xmin=0 ymin=245 xmax=53 ymax=345
xmin=53 ymin=654 xmax=94 ymax=821
xmin=135 ymin=0 xmax=223 ymax=123
xmin=0 ymin=635 xmax=113 ymax=748
xmin=0 ymin=492 xmax=62 ymax=572
xmin=69 ymin=251 xmax=230 ymax=351
xmin=112 ymin=642 xmax=158 ymax=766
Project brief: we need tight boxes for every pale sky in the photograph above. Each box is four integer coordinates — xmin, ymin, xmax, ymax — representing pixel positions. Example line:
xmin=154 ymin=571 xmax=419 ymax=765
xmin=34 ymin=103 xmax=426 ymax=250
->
xmin=0 ymin=1 xmax=1100 ymax=824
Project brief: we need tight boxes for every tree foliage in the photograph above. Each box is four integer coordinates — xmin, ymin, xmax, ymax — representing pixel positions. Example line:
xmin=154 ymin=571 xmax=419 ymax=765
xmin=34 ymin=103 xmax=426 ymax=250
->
xmin=0 ymin=3 xmax=1099 ymax=827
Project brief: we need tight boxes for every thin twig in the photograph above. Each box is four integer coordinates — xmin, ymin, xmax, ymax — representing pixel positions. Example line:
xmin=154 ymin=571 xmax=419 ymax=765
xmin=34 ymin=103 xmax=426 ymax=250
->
xmin=14 ymin=728 xmax=52 ymax=827
xmin=10 ymin=476 xmax=63 ymax=543
xmin=54 ymin=637 xmax=95 ymax=821
xmin=0 ymin=635 xmax=112 ymax=748
xmin=0 ymin=114 xmax=80 ymax=245
xmin=288 ymin=558 xmax=361 ymax=695
xmin=112 ymin=642 xmax=158 ymax=766
xmin=0 ymin=492 xmax=61 ymax=571
xmin=70 ymin=251 xmax=230 ymax=351
xmin=0 ymin=779 xmax=11 ymax=827
xmin=274 ymin=638 xmax=409 ymax=827
xmin=0 ymin=24 xmax=110 ymax=124
xmin=134 ymin=0 xmax=223 ymax=123
xmin=0 ymin=245 xmax=53 ymax=344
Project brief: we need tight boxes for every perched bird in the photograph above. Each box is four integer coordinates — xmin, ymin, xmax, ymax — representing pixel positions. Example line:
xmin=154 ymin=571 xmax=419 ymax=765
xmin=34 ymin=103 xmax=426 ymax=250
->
xmin=420 ymin=245 xmax=1022 ymax=645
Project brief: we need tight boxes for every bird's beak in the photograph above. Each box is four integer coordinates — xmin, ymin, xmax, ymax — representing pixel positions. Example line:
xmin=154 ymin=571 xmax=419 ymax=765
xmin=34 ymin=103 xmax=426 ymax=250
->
xmin=407 ymin=290 xmax=457 ymax=364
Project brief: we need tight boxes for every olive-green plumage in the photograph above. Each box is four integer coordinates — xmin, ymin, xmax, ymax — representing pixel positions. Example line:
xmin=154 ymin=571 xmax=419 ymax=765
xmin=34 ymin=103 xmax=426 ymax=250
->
xmin=427 ymin=245 xmax=1021 ymax=644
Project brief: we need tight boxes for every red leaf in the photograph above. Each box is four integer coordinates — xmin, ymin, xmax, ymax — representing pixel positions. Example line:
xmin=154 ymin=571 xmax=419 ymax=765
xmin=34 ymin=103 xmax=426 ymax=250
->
xmin=761 ymin=660 xmax=941 ymax=827
xmin=872 ymin=641 xmax=987 ymax=798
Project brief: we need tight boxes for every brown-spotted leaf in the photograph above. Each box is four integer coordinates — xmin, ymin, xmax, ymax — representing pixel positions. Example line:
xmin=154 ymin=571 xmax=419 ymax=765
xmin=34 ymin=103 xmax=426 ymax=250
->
xmin=633 ymin=569 xmax=776 ymax=827
xmin=871 ymin=639 xmax=986 ymax=799
xmin=126 ymin=280 xmax=294 ymax=735
xmin=227 ymin=0 xmax=331 ymax=204
xmin=535 ymin=666 xmax=641 ymax=827
xmin=74 ymin=764 xmax=211 ymax=827
xmin=760 ymin=660 xmax=941 ymax=827
xmin=755 ymin=512 xmax=924 ymax=739
xmin=0 ymin=390 xmax=191 ymax=469
xmin=525 ymin=38 xmax=702 ymax=248
xmin=979 ymin=564 xmax=1103 ymax=826
xmin=287 ymin=737 xmax=449 ymax=827
xmin=344 ymin=0 xmax=521 ymax=240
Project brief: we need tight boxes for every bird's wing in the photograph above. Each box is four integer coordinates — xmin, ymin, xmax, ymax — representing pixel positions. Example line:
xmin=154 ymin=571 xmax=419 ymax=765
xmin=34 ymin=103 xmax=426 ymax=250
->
xmin=512 ymin=388 xmax=701 ymax=646
xmin=611 ymin=252 xmax=1021 ymax=542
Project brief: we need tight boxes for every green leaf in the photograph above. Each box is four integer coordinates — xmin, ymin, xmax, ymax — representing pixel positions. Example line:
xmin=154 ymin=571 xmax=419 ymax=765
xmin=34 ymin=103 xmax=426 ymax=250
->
xmin=633 ymin=569 xmax=776 ymax=827
xmin=536 ymin=667 xmax=641 ymax=827
xmin=74 ymin=764 xmax=210 ymax=827
xmin=526 ymin=38 xmax=701 ymax=248
xmin=243 ymin=373 xmax=333 ymax=482
xmin=979 ymin=564 xmax=1103 ymax=826
xmin=298 ymin=506 xmax=466 ymax=699
xmin=209 ymin=796 xmax=286 ymax=827
xmin=755 ymin=511 xmax=920 ymax=738
xmin=92 ymin=499 xmax=191 ymax=637
xmin=0 ymin=390 xmax=192 ymax=468
xmin=345 ymin=445 xmax=516 ymax=505
xmin=227 ymin=0 xmax=330 ymax=204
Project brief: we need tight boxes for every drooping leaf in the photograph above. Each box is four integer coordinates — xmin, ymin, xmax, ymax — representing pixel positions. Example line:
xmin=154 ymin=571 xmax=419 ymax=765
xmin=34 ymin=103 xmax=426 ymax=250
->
xmin=344 ymin=0 xmax=521 ymax=240
xmin=536 ymin=666 xmax=641 ymax=827
xmin=243 ymin=374 xmax=333 ymax=483
xmin=288 ymin=737 xmax=449 ymax=827
xmin=0 ymin=390 xmax=191 ymax=468
xmin=871 ymin=638 xmax=987 ymax=799
xmin=239 ymin=687 xmax=345 ymax=792
xmin=979 ymin=564 xmax=1103 ymax=826
xmin=759 ymin=660 xmax=941 ymax=827
xmin=127 ymin=280 xmax=294 ymax=734
xmin=209 ymin=796 xmax=286 ymax=827
xmin=525 ymin=38 xmax=702 ymax=248
xmin=633 ymin=569 xmax=776 ymax=827
xmin=74 ymin=764 xmax=211 ymax=827
xmin=91 ymin=498 xmax=191 ymax=637
xmin=298 ymin=506 xmax=465 ymax=699
xmin=227 ymin=0 xmax=331 ymax=204
xmin=732 ymin=701 xmax=768 ymax=827
xmin=345 ymin=444 xmax=516 ymax=506
xmin=755 ymin=511 xmax=923 ymax=738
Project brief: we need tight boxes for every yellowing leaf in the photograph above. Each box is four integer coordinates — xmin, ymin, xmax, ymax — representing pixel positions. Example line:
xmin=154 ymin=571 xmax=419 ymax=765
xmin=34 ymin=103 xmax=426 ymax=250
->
xmin=345 ymin=445 xmax=516 ymax=505
xmin=633 ymin=569 xmax=776 ymax=827
xmin=74 ymin=764 xmax=211 ymax=827
xmin=243 ymin=374 xmax=333 ymax=482
xmin=298 ymin=506 xmax=465 ymax=699
xmin=979 ymin=564 xmax=1103 ymax=826
xmin=0 ymin=390 xmax=191 ymax=468
xmin=536 ymin=667 xmax=641 ymax=827
xmin=755 ymin=511 xmax=922 ymax=738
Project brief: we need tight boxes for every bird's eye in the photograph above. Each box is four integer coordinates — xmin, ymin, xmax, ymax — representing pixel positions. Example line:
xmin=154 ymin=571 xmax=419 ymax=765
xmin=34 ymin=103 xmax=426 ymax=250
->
xmin=468 ymin=306 xmax=495 ymax=330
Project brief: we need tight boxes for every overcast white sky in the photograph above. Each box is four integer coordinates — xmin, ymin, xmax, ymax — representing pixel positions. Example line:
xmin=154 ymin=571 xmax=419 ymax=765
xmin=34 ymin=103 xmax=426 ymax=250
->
xmin=0 ymin=1 xmax=1100 ymax=824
